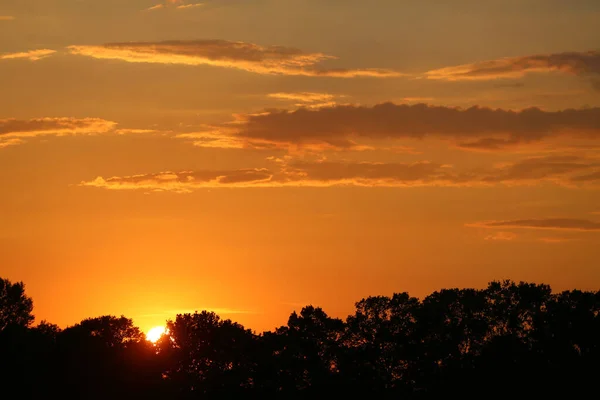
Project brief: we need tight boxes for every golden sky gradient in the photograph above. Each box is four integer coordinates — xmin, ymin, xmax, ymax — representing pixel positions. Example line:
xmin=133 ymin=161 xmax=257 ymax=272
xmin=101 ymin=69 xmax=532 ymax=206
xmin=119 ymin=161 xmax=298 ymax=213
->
xmin=1 ymin=0 xmax=599 ymax=333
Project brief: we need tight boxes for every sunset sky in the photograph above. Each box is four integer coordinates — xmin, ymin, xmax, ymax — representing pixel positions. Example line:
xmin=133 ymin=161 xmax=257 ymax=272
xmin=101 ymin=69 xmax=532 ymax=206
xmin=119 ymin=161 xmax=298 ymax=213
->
xmin=1 ymin=0 xmax=600 ymax=333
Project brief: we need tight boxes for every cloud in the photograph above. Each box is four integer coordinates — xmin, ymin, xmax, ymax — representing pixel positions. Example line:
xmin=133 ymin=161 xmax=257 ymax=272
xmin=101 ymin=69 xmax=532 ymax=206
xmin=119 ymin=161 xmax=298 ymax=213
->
xmin=145 ymin=4 xmax=165 ymax=11
xmin=0 ymin=138 xmax=23 ymax=149
xmin=0 ymin=117 xmax=117 ymax=148
xmin=0 ymin=16 xmax=15 ymax=21
xmin=478 ymin=155 xmax=600 ymax=186
xmin=176 ymin=3 xmax=204 ymax=9
xmin=79 ymin=153 xmax=600 ymax=192
xmin=231 ymin=102 xmax=600 ymax=150
xmin=268 ymin=92 xmax=340 ymax=109
xmin=0 ymin=49 xmax=56 ymax=61
xmin=468 ymin=218 xmax=600 ymax=232
xmin=80 ymin=169 xmax=275 ymax=193
xmin=426 ymin=50 xmax=600 ymax=81
xmin=485 ymin=232 xmax=517 ymax=241
xmin=80 ymin=160 xmax=467 ymax=192
xmin=145 ymin=1 xmax=204 ymax=11
xmin=570 ymin=170 xmax=600 ymax=183
xmin=0 ymin=118 xmax=117 ymax=138
xmin=67 ymin=40 xmax=402 ymax=78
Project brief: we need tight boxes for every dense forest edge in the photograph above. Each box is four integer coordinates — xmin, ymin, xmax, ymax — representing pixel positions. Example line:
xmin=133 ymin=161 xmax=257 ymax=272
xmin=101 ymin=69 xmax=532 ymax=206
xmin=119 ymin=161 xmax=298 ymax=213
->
xmin=1 ymin=277 xmax=599 ymax=399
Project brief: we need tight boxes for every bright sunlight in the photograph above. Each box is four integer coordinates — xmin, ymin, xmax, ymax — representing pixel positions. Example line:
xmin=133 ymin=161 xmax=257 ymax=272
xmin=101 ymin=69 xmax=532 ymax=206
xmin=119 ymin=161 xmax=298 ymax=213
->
xmin=146 ymin=326 xmax=166 ymax=343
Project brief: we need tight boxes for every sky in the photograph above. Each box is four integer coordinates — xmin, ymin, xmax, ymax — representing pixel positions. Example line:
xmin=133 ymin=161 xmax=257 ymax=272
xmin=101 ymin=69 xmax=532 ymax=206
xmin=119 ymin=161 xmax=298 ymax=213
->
xmin=1 ymin=0 xmax=599 ymax=334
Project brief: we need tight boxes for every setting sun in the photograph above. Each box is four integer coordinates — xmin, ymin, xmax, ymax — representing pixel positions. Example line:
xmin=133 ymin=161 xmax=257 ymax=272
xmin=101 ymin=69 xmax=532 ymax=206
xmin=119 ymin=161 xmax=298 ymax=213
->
xmin=146 ymin=326 xmax=166 ymax=343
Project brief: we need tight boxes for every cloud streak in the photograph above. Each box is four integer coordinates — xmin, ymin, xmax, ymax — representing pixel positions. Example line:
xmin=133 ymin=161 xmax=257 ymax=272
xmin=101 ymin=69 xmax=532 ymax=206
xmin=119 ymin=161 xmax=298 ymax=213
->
xmin=79 ymin=154 xmax=600 ymax=192
xmin=67 ymin=40 xmax=402 ymax=78
xmin=468 ymin=218 xmax=600 ymax=232
xmin=0 ymin=49 xmax=56 ymax=61
xmin=485 ymin=232 xmax=517 ymax=241
xmin=145 ymin=1 xmax=204 ymax=11
xmin=426 ymin=50 xmax=600 ymax=81
xmin=0 ymin=117 xmax=117 ymax=148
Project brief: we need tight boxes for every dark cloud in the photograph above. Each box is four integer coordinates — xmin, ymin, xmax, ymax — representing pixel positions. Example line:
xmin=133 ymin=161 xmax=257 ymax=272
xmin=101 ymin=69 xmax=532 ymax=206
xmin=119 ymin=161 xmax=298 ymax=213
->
xmin=480 ymin=155 xmax=600 ymax=184
xmin=233 ymin=103 xmax=600 ymax=150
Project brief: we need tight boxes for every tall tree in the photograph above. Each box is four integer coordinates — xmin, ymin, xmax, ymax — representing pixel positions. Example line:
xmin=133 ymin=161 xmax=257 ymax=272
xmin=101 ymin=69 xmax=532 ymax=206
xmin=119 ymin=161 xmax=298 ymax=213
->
xmin=0 ymin=277 xmax=34 ymax=331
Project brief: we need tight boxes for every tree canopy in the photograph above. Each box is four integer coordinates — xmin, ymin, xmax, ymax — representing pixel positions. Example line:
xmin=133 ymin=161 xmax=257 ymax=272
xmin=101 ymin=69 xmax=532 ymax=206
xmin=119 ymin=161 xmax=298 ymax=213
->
xmin=0 ymin=278 xmax=599 ymax=398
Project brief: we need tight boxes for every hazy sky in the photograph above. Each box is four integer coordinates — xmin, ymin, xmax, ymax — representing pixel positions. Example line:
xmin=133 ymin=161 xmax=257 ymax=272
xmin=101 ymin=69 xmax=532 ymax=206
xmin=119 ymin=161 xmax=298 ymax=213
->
xmin=1 ymin=0 xmax=599 ymax=333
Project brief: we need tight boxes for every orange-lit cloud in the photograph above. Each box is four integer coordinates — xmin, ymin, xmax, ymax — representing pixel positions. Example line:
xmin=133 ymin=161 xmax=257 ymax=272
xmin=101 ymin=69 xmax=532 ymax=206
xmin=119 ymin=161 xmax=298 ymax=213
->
xmin=426 ymin=50 xmax=600 ymax=81
xmin=79 ymin=153 xmax=600 ymax=192
xmin=79 ymin=162 xmax=460 ymax=191
xmin=0 ymin=118 xmax=117 ymax=138
xmin=145 ymin=1 xmax=204 ymax=11
xmin=468 ymin=218 xmax=600 ymax=232
xmin=268 ymin=92 xmax=339 ymax=109
xmin=0 ymin=49 xmax=56 ymax=61
xmin=80 ymin=169 xmax=274 ymax=193
xmin=0 ymin=16 xmax=15 ymax=21
xmin=67 ymin=40 xmax=403 ymax=78
xmin=0 ymin=138 xmax=23 ymax=149
xmin=485 ymin=232 xmax=517 ymax=241
xmin=176 ymin=3 xmax=204 ymax=9
xmin=0 ymin=117 xmax=117 ymax=148
xmin=232 ymin=103 xmax=600 ymax=150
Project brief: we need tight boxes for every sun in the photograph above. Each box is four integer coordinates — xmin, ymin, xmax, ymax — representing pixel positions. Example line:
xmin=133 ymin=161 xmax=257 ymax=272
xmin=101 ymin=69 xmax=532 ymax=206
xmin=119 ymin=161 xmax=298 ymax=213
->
xmin=146 ymin=326 xmax=166 ymax=343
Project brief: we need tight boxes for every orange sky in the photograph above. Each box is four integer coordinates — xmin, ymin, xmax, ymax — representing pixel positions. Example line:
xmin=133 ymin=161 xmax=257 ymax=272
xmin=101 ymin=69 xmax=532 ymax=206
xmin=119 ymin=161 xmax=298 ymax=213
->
xmin=1 ymin=0 xmax=600 ymax=334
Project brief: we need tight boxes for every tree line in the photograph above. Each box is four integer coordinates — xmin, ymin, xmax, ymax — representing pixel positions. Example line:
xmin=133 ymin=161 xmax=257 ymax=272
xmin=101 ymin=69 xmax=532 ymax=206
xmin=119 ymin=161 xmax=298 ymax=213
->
xmin=1 ymin=277 xmax=599 ymax=398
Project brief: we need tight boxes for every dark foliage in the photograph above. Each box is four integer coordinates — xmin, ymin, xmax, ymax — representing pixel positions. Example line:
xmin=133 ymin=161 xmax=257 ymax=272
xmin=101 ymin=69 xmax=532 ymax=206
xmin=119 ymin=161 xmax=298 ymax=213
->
xmin=1 ymin=278 xmax=599 ymax=399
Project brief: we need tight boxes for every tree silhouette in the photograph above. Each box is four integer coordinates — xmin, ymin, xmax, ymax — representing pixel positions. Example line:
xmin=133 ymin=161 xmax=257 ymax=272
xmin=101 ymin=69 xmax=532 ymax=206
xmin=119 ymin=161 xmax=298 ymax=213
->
xmin=1 ymin=276 xmax=599 ymax=398
xmin=0 ymin=278 xmax=34 ymax=332
xmin=156 ymin=311 xmax=256 ymax=398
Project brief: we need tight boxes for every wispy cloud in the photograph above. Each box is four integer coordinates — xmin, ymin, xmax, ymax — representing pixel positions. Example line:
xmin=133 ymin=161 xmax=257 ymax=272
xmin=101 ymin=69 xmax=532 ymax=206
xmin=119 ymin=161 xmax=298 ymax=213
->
xmin=145 ymin=1 xmax=204 ymax=11
xmin=79 ymin=154 xmax=600 ymax=192
xmin=0 ymin=16 xmax=15 ymax=21
xmin=0 ymin=117 xmax=117 ymax=138
xmin=67 ymin=40 xmax=403 ymax=78
xmin=425 ymin=50 xmax=600 ymax=89
xmin=0 ymin=117 xmax=117 ymax=148
xmin=485 ymin=232 xmax=517 ymax=241
xmin=268 ymin=92 xmax=339 ymax=109
xmin=468 ymin=218 xmax=600 ymax=232
xmin=478 ymin=155 xmax=600 ymax=186
xmin=0 ymin=138 xmax=23 ymax=149
xmin=0 ymin=49 xmax=56 ymax=61
xmin=176 ymin=3 xmax=204 ymax=9
xmin=80 ymin=169 xmax=275 ymax=193
xmin=145 ymin=4 xmax=165 ymax=11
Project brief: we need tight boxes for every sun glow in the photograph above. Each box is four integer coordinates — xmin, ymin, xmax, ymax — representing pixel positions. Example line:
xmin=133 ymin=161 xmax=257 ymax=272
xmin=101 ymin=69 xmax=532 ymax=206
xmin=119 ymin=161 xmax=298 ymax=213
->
xmin=146 ymin=326 xmax=166 ymax=343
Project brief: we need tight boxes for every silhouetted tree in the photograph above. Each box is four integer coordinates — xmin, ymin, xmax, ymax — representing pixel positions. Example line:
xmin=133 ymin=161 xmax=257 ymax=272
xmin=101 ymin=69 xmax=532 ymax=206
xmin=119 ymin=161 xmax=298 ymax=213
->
xmin=1 ymin=276 xmax=599 ymax=398
xmin=0 ymin=278 xmax=34 ymax=331
xmin=157 ymin=311 xmax=256 ymax=398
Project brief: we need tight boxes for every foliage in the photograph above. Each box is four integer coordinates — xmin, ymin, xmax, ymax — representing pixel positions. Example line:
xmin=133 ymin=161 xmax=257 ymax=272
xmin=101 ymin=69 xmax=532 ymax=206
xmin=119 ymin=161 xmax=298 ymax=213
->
xmin=0 ymin=278 xmax=599 ymax=398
